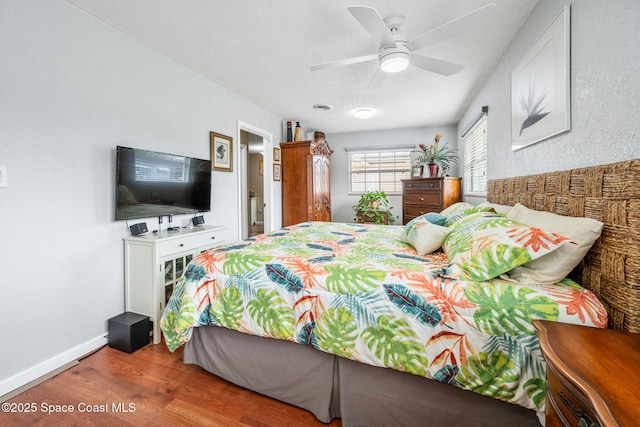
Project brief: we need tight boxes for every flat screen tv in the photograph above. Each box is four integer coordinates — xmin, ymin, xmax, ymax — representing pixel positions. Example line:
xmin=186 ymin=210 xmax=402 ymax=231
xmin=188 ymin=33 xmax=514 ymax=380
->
xmin=115 ymin=146 xmax=212 ymax=221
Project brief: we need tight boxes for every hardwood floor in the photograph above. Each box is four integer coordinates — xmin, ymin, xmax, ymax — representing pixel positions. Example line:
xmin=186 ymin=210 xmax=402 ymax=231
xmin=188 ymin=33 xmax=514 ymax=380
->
xmin=1 ymin=342 xmax=342 ymax=426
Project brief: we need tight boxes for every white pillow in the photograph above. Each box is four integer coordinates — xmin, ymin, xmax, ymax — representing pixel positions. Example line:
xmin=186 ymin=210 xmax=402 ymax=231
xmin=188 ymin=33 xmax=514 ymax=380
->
xmin=505 ymin=203 xmax=604 ymax=284
xmin=399 ymin=218 xmax=451 ymax=255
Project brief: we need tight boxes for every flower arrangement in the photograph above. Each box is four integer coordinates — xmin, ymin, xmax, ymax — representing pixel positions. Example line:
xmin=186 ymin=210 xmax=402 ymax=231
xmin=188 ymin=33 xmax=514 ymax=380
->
xmin=248 ymin=188 xmax=255 ymax=198
xmin=414 ymin=132 xmax=459 ymax=175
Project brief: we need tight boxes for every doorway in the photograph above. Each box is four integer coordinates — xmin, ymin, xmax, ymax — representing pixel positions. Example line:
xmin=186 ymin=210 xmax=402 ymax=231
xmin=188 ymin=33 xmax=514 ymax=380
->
xmin=237 ymin=121 xmax=273 ymax=241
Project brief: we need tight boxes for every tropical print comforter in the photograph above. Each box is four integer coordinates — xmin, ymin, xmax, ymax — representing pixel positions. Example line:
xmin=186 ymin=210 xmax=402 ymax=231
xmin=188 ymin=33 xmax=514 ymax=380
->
xmin=161 ymin=222 xmax=607 ymax=411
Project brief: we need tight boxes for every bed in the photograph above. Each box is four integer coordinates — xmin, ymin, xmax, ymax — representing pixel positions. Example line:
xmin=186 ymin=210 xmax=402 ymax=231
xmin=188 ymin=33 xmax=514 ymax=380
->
xmin=161 ymin=160 xmax=639 ymax=426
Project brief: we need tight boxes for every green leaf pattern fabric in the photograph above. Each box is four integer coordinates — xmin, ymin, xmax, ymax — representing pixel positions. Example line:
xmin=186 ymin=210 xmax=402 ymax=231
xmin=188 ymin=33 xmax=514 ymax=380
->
xmin=160 ymin=221 xmax=607 ymax=412
xmin=441 ymin=202 xmax=497 ymax=226
xmin=444 ymin=212 xmax=572 ymax=281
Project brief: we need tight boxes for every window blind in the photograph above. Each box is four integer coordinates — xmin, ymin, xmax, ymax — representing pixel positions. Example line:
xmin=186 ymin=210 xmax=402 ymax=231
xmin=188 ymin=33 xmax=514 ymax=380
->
xmin=463 ymin=115 xmax=488 ymax=195
xmin=348 ymin=149 xmax=411 ymax=193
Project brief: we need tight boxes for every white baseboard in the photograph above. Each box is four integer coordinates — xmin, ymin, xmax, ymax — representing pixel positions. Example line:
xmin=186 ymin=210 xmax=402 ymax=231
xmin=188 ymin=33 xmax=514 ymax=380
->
xmin=0 ymin=334 xmax=108 ymax=398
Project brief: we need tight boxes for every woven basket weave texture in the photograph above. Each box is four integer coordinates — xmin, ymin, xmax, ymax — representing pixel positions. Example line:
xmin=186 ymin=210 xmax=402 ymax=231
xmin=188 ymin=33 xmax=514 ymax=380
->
xmin=488 ymin=160 xmax=640 ymax=333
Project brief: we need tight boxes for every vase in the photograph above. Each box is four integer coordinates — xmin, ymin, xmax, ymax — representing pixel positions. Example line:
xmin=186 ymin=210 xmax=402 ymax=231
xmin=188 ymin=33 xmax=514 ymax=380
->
xmin=286 ymin=121 xmax=293 ymax=142
xmin=428 ymin=163 xmax=439 ymax=177
xmin=294 ymin=121 xmax=302 ymax=141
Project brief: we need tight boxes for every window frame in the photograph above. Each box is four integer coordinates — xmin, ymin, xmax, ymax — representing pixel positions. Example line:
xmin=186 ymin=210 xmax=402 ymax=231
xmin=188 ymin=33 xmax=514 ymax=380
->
xmin=347 ymin=148 xmax=412 ymax=195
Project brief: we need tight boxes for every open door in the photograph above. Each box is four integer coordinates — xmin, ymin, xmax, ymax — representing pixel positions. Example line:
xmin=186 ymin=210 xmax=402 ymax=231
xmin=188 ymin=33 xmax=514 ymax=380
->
xmin=237 ymin=121 xmax=273 ymax=240
xmin=238 ymin=143 xmax=249 ymax=239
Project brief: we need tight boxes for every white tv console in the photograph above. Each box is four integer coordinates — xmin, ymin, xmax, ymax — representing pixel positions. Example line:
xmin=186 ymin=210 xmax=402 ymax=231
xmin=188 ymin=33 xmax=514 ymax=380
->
xmin=123 ymin=225 xmax=228 ymax=344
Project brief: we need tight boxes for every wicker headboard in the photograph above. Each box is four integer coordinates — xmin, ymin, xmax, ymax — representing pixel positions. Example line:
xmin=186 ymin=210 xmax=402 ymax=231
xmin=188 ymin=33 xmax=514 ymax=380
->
xmin=487 ymin=160 xmax=640 ymax=333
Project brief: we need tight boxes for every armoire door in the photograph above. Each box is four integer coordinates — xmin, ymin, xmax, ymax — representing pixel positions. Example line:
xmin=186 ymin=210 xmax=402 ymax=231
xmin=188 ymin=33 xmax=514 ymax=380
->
xmin=312 ymin=154 xmax=331 ymax=222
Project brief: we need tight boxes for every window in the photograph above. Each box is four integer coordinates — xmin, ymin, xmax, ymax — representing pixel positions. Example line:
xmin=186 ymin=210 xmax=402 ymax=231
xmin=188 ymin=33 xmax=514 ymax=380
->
xmin=348 ymin=150 xmax=411 ymax=193
xmin=463 ymin=114 xmax=487 ymax=195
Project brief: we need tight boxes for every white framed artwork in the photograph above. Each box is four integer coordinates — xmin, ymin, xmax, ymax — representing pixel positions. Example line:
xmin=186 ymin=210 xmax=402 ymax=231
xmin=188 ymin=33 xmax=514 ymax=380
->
xmin=511 ymin=6 xmax=570 ymax=150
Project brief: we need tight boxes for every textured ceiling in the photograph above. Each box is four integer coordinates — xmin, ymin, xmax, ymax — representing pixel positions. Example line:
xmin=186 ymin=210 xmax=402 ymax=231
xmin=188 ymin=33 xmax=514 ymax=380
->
xmin=64 ymin=0 xmax=538 ymax=134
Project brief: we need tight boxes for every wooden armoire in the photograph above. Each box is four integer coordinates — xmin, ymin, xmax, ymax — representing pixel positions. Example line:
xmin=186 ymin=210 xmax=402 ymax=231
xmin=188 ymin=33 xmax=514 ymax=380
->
xmin=280 ymin=132 xmax=333 ymax=227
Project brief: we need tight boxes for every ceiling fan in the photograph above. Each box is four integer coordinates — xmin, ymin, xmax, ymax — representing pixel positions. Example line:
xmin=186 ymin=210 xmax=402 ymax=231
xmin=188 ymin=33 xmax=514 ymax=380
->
xmin=311 ymin=4 xmax=496 ymax=84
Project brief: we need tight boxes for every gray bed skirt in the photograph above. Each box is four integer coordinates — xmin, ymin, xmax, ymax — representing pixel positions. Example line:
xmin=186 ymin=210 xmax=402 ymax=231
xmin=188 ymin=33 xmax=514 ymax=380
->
xmin=184 ymin=327 xmax=541 ymax=427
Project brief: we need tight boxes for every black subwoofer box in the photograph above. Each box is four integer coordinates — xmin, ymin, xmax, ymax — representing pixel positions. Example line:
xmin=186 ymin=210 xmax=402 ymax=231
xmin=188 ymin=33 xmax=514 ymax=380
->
xmin=108 ymin=312 xmax=150 ymax=353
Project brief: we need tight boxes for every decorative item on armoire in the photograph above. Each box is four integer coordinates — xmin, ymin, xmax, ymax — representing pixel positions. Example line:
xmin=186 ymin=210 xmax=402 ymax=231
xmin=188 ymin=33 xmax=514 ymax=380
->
xmin=286 ymin=121 xmax=293 ymax=142
xmin=294 ymin=121 xmax=302 ymax=141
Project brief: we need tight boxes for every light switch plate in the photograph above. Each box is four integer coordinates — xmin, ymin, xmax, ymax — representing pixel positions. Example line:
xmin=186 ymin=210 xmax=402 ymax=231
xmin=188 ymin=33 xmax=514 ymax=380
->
xmin=0 ymin=166 xmax=7 ymax=187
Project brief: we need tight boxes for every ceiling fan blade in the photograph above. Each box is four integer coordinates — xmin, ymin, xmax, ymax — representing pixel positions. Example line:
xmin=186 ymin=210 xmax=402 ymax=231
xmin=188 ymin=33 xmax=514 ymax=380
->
xmin=407 ymin=3 xmax=496 ymax=52
xmin=311 ymin=53 xmax=378 ymax=71
xmin=411 ymin=55 xmax=464 ymax=76
xmin=365 ymin=68 xmax=386 ymax=91
xmin=348 ymin=6 xmax=397 ymax=49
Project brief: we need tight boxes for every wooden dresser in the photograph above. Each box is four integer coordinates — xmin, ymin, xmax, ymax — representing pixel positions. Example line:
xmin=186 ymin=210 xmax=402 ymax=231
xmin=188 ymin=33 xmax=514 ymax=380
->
xmin=401 ymin=177 xmax=462 ymax=224
xmin=280 ymin=132 xmax=333 ymax=227
xmin=534 ymin=320 xmax=640 ymax=427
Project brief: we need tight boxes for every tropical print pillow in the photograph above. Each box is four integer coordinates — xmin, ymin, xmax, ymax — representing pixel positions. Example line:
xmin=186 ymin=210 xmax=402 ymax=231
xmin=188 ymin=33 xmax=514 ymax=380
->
xmin=441 ymin=203 xmax=497 ymax=227
xmin=443 ymin=212 xmax=573 ymax=281
xmin=404 ymin=212 xmax=446 ymax=228
xmin=398 ymin=217 xmax=451 ymax=255
xmin=439 ymin=202 xmax=472 ymax=218
xmin=422 ymin=212 xmax=447 ymax=226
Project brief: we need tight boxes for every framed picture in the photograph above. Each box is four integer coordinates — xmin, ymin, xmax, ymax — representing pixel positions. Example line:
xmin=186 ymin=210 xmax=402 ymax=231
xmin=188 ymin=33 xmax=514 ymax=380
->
xmin=273 ymin=164 xmax=281 ymax=181
xmin=511 ymin=5 xmax=570 ymax=150
xmin=273 ymin=147 xmax=281 ymax=163
xmin=210 ymin=132 xmax=233 ymax=172
xmin=259 ymin=159 xmax=263 ymax=176
xmin=411 ymin=165 xmax=423 ymax=178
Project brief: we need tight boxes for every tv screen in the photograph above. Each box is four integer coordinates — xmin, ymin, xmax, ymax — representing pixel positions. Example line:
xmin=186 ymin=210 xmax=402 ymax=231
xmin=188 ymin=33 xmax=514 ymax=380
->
xmin=115 ymin=146 xmax=212 ymax=221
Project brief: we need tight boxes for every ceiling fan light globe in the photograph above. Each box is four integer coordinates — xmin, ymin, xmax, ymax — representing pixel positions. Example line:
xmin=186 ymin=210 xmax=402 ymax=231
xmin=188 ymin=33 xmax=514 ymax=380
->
xmin=380 ymin=52 xmax=410 ymax=73
xmin=354 ymin=108 xmax=374 ymax=119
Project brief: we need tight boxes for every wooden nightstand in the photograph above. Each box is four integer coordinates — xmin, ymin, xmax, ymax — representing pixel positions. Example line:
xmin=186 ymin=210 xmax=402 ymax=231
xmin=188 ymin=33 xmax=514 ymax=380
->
xmin=533 ymin=320 xmax=640 ymax=427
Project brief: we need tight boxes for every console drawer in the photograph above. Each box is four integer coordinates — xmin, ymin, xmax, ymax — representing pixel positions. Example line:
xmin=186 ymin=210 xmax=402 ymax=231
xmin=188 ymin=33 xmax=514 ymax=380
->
xmin=158 ymin=230 xmax=222 ymax=257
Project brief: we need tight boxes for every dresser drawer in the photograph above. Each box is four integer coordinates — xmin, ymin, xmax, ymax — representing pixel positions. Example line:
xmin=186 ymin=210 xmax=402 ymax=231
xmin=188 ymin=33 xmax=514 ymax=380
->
xmin=158 ymin=230 xmax=222 ymax=257
xmin=403 ymin=179 xmax=441 ymax=192
xmin=404 ymin=192 xmax=442 ymax=206
xmin=404 ymin=205 xmax=442 ymax=219
xmin=547 ymin=366 xmax=600 ymax=427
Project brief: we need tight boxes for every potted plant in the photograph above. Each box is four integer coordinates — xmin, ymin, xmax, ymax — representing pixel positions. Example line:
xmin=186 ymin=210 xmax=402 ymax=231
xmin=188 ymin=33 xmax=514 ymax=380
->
xmin=352 ymin=191 xmax=398 ymax=224
xmin=414 ymin=132 xmax=459 ymax=177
